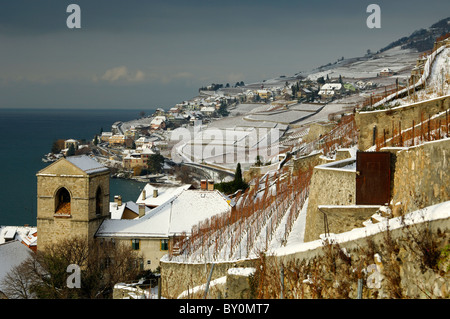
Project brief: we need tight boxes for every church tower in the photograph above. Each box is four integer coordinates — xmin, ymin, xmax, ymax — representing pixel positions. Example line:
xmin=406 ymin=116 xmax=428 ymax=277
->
xmin=36 ymin=155 xmax=110 ymax=251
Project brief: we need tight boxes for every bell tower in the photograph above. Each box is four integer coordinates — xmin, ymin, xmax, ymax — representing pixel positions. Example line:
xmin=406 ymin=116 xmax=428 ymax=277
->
xmin=36 ymin=155 xmax=110 ymax=251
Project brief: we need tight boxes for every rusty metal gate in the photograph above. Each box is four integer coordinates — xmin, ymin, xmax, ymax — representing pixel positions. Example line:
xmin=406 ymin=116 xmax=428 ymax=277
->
xmin=356 ymin=151 xmax=391 ymax=205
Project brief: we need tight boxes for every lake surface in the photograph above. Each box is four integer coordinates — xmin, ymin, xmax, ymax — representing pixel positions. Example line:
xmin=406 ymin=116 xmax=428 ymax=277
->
xmin=0 ymin=108 xmax=153 ymax=226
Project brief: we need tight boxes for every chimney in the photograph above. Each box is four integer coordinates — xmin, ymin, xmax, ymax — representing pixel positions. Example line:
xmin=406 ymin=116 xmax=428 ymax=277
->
xmin=200 ymin=179 xmax=207 ymax=190
xmin=114 ymin=195 xmax=122 ymax=206
xmin=142 ymin=189 xmax=146 ymax=200
xmin=207 ymin=180 xmax=214 ymax=191
xmin=153 ymin=189 xmax=158 ymax=198
xmin=139 ymin=204 xmax=146 ymax=218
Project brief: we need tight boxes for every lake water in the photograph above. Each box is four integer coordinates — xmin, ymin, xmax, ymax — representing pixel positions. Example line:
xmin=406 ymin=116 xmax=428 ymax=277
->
xmin=0 ymin=108 xmax=154 ymax=226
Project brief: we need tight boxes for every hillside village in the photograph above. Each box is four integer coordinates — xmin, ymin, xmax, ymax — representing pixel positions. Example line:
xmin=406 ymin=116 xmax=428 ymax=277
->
xmin=1 ymin=25 xmax=450 ymax=300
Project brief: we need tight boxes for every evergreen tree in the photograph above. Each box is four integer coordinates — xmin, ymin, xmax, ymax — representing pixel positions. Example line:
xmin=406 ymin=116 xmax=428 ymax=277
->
xmin=234 ymin=163 xmax=243 ymax=185
xmin=147 ymin=153 xmax=165 ymax=174
xmin=214 ymin=163 xmax=248 ymax=194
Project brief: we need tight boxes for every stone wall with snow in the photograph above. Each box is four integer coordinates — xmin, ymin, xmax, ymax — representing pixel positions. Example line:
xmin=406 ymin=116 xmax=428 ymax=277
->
xmin=382 ymin=137 xmax=450 ymax=216
xmin=304 ymin=158 xmax=357 ymax=242
xmin=356 ymin=94 xmax=450 ymax=151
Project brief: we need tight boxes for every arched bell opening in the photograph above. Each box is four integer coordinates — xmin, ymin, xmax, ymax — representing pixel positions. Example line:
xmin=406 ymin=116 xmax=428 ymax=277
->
xmin=55 ymin=187 xmax=71 ymax=215
xmin=95 ymin=186 xmax=103 ymax=216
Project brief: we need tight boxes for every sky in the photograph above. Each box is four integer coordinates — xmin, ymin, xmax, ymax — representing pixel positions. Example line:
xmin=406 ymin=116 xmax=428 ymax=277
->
xmin=0 ymin=0 xmax=449 ymax=110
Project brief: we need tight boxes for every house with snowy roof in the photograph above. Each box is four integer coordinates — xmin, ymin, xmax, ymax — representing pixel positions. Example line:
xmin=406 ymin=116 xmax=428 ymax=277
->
xmin=96 ymin=188 xmax=232 ymax=270
xmin=0 ymin=226 xmax=37 ymax=252
xmin=110 ymin=195 xmax=151 ymax=220
xmin=318 ymin=83 xmax=343 ymax=100
xmin=136 ymin=183 xmax=193 ymax=209
xmin=135 ymin=136 xmax=154 ymax=148
xmin=151 ymin=116 xmax=166 ymax=130
xmin=200 ymin=106 xmax=216 ymax=116
xmin=380 ymin=67 xmax=394 ymax=77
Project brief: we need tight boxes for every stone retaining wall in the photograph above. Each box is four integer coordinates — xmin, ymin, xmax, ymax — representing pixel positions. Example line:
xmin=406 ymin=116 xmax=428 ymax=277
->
xmin=382 ymin=138 xmax=450 ymax=216
xmin=355 ymin=95 xmax=450 ymax=151
xmin=303 ymin=158 xmax=357 ymax=242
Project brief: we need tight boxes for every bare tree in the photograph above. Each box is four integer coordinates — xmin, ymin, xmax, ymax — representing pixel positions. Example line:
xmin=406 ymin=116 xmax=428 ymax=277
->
xmin=1 ymin=236 xmax=143 ymax=299
xmin=1 ymin=253 xmax=40 ymax=299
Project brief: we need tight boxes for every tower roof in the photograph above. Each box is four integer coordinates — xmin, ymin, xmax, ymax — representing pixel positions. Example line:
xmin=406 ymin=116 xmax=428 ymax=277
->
xmin=65 ymin=155 xmax=109 ymax=175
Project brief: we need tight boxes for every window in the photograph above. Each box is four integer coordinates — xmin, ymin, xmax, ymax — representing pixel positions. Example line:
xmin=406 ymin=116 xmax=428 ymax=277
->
xmin=95 ymin=187 xmax=103 ymax=216
xmin=131 ymin=239 xmax=140 ymax=250
xmin=55 ymin=187 xmax=71 ymax=215
xmin=161 ymin=239 xmax=168 ymax=251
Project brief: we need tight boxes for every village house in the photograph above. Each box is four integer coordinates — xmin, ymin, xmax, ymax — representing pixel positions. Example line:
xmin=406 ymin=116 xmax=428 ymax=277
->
xmin=110 ymin=195 xmax=151 ymax=220
xmin=134 ymin=136 xmax=154 ymax=148
xmin=380 ymin=67 xmax=394 ymax=77
xmin=136 ymin=184 xmax=193 ymax=209
xmin=318 ymin=83 xmax=343 ymax=100
xmin=64 ymin=139 xmax=79 ymax=151
xmin=151 ymin=116 xmax=166 ymax=130
xmin=100 ymin=131 xmax=113 ymax=142
xmin=124 ymin=127 xmax=139 ymax=141
xmin=257 ymin=89 xmax=272 ymax=100
xmin=297 ymin=87 xmax=313 ymax=100
xmin=96 ymin=188 xmax=233 ymax=271
xmin=122 ymin=146 xmax=156 ymax=170
xmin=200 ymin=106 xmax=216 ymax=116
xmin=123 ymin=152 xmax=145 ymax=170
xmin=169 ymin=107 xmax=181 ymax=115
xmin=0 ymin=226 xmax=37 ymax=252
xmin=109 ymin=134 xmax=133 ymax=148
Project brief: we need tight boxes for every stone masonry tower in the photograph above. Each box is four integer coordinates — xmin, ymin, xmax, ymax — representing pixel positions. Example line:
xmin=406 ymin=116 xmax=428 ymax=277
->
xmin=36 ymin=155 xmax=110 ymax=251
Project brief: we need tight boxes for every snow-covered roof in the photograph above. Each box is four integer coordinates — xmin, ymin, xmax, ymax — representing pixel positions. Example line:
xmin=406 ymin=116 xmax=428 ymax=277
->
xmin=320 ymin=83 xmax=342 ymax=91
xmin=151 ymin=116 xmax=166 ymax=125
xmin=140 ymin=147 xmax=155 ymax=155
xmin=97 ymin=189 xmax=232 ymax=238
xmin=200 ymin=106 xmax=216 ymax=112
xmin=66 ymin=155 xmax=109 ymax=175
xmin=136 ymin=136 xmax=153 ymax=143
xmin=110 ymin=201 xmax=150 ymax=219
xmin=136 ymin=184 xmax=192 ymax=207
xmin=0 ymin=241 xmax=34 ymax=289
xmin=0 ymin=226 xmax=37 ymax=246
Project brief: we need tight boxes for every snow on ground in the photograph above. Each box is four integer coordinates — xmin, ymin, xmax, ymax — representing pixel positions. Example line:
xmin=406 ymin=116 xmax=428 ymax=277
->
xmin=377 ymin=45 xmax=449 ymax=108
xmin=306 ymin=46 xmax=418 ymax=82
xmin=177 ymin=275 xmax=227 ymax=299
xmin=423 ymin=46 xmax=450 ymax=97
xmin=177 ymin=267 xmax=256 ymax=299
xmin=284 ymin=198 xmax=308 ymax=247
xmin=387 ymin=47 xmax=449 ymax=107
